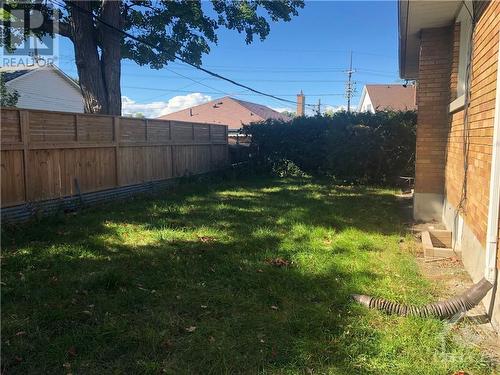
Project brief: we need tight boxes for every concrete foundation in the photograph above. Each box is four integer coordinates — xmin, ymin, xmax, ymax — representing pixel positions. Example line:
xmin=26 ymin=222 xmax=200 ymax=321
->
xmin=414 ymin=192 xmax=444 ymax=222
xmin=442 ymin=198 xmax=500 ymax=330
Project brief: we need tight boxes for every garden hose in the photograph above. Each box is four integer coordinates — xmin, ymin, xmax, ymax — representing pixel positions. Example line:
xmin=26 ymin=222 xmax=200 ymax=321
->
xmin=352 ymin=277 xmax=493 ymax=318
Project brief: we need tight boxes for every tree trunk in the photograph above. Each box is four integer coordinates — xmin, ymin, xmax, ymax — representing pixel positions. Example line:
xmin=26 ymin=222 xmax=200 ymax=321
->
xmin=69 ymin=1 xmax=122 ymax=115
xmin=100 ymin=0 xmax=122 ymax=116
xmin=70 ymin=2 xmax=108 ymax=114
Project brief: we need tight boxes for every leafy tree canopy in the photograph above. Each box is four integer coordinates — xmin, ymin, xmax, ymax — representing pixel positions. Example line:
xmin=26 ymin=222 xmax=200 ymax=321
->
xmin=1 ymin=1 xmax=304 ymax=114
xmin=0 ymin=73 xmax=20 ymax=107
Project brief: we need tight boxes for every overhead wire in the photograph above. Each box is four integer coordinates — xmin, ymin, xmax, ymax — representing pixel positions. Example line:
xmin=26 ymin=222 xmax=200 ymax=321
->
xmin=51 ymin=0 xmax=319 ymax=108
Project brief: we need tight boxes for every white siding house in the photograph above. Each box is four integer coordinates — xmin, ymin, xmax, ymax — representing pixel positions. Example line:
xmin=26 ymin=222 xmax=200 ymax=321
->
xmin=357 ymin=84 xmax=417 ymax=113
xmin=1 ymin=64 xmax=84 ymax=113
xmin=357 ymin=86 xmax=375 ymax=113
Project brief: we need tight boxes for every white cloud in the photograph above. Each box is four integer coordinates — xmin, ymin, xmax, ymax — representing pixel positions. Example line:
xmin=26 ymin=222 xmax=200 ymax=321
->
xmin=323 ymin=105 xmax=347 ymax=114
xmin=271 ymin=107 xmax=295 ymax=114
xmin=121 ymin=93 xmax=212 ymax=118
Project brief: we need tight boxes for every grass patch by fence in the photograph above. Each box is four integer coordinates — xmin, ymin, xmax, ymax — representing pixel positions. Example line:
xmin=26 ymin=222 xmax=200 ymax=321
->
xmin=1 ymin=177 xmax=494 ymax=374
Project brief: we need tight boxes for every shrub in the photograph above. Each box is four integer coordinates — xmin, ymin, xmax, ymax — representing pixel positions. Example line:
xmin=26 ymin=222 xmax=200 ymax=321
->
xmin=244 ymin=110 xmax=417 ymax=184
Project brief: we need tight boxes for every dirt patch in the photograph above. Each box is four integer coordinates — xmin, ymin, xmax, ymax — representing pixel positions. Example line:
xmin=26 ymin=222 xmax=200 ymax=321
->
xmin=411 ymin=228 xmax=500 ymax=366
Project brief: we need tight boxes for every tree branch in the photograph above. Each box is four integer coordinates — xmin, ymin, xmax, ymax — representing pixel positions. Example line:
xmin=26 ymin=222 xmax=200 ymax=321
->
xmin=38 ymin=18 xmax=72 ymax=40
xmin=54 ymin=21 xmax=72 ymax=39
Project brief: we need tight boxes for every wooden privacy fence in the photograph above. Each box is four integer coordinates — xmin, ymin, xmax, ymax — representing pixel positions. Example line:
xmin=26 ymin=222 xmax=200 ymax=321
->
xmin=1 ymin=108 xmax=229 ymax=209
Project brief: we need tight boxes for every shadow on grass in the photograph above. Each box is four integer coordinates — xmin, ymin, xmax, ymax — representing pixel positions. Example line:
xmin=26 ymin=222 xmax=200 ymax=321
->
xmin=1 ymin=176 xmax=412 ymax=374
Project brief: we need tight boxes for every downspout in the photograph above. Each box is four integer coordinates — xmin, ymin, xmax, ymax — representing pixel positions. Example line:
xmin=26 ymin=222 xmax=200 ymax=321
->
xmin=484 ymin=31 xmax=500 ymax=287
xmin=352 ymin=34 xmax=500 ymax=321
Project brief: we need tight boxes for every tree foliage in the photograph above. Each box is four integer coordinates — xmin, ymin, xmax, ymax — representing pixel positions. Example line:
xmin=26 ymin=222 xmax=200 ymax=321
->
xmin=1 ymin=1 xmax=303 ymax=114
xmin=244 ymin=110 xmax=417 ymax=184
xmin=0 ymin=73 xmax=19 ymax=107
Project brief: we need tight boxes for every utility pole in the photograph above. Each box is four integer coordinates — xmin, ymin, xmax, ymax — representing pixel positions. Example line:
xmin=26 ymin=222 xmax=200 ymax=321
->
xmin=344 ymin=51 xmax=356 ymax=112
xmin=317 ymin=98 xmax=321 ymax=116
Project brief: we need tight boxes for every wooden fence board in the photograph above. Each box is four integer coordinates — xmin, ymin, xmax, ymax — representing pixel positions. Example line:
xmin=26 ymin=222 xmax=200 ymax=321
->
xmin=171 ymin=121 xmax=194 ymax=142
xmin=1 ymin=110 xmax=21 ymax=144
xmin=1 ymin=150 xmax=25 ymax=206
xmin=147 ymin=120 xmax=171 ymax=142
xmin=120 ymin=117 xmax=146 ymax=142
xmin=0 ymin=108 xmax=228 ymax=208
xmin=77 ymin=115 xmax=114 ymax=143
xmin=29 ymin=111 xmax=77 ymax=143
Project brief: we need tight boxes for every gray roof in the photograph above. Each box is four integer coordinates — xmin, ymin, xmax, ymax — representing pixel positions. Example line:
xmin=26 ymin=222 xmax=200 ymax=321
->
xmin=2 ymin=70 xmax=31 ymax=82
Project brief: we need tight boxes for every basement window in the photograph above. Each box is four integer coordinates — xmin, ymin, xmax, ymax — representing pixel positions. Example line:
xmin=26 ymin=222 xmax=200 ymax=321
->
xmin=450 ymin=1 xmax=473 ymax=112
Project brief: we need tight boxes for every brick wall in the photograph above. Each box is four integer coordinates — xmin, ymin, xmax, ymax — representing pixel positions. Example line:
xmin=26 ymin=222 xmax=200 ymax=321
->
xmin=444 ymin=1 xmax=499 ymax=247
xmin=450 ymin=23 xmax=460 ymax=102
xmin=415 ymin=27 xmax=453 ymax=194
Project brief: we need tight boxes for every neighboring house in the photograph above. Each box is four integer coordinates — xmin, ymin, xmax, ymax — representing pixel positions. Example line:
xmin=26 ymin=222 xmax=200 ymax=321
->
xmin=158 ymin=96 xmax=291 ymax=130
xmin=399 ymin=0 xmax=499 ymax=328
xmin=357 ymin=84 xmax=416 ymax=113
xmin=0 ymin=64 xmax=84 ymax=113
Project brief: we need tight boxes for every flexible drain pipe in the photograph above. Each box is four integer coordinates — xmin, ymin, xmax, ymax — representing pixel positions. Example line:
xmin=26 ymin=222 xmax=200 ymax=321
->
xmin=352 ymin=278 xmax=493 ymax=319
xmin=353 ymin=30 xmax=500 ymax=320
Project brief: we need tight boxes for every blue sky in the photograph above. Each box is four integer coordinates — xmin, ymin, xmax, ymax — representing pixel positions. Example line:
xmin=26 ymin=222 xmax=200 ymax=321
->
xmin=54 ymin=1 xmax=400 ymax=117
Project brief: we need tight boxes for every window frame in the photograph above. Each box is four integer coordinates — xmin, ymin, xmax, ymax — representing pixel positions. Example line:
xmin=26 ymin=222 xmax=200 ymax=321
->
xmin=450 ymin=2 xmax=473 ymax=113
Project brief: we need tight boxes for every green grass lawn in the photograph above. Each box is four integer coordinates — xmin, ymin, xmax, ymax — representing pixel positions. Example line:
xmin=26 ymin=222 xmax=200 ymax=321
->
xmin=1 ymin=177 xmax=494 ymax=374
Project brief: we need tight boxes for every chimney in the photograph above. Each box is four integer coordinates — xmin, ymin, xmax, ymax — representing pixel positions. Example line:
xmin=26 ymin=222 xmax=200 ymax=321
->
xmin=297 ymin=91 xmax=305 ymax=116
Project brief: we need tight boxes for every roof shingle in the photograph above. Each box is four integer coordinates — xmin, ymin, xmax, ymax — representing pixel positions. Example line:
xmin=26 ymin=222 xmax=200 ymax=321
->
xmin=158 ymin=96 xmax=291 ymax=129
xmin=365 ymin=84 xmax=417 ymax=111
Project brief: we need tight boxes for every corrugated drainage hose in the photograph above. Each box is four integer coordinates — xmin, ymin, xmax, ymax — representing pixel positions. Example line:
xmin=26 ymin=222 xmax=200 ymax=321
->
xmin=352 ymin=278 xmax=493 ymax=318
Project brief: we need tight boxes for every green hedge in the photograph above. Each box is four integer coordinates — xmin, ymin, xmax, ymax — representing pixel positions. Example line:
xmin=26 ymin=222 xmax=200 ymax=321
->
xmin=244 ymin=110 xmax=417 ymax=184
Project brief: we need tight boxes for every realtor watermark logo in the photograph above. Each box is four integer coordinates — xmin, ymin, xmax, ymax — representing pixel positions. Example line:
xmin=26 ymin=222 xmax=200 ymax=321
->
xmin=1 ymin=2 xmax=60 ymax=66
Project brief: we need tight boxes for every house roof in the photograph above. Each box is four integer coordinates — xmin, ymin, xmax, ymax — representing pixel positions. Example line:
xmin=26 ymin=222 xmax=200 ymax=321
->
xmin=398 ymin=0 xmax=462 ymax=79
xmin=158 ymin=96 xmax=291 ymax=129
xmin=2 ymin=70 xmax=31 ymax=82
xmin=0 ymin=63 xmax=81 ymax=91
xmin=363 ymin=84 xmax=416 ymax=111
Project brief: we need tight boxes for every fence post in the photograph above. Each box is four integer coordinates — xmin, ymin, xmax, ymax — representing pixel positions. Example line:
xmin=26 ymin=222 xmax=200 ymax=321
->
xmin=20 ymin=110 xmax=30 ymax=202
xmin=170 ymin=145 xmax=175 ymax=177
xmin=170 ymin=121 xmax=175 ymax=177
xmin=225 ymin=125 xmax=229 ymax=166
xmin=209 ymin=124 xmax=214 ymax=169
xmin=114 ymin=116 xmax=121 ymax=186
xmin=75 ymin=114 xmax=79 ymax=142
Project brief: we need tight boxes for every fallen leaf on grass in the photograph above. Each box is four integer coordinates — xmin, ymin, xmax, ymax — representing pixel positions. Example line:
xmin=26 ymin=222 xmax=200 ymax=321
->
xmin=208 ymin=336 xmax=215 ymax=343
xmin=271 ymin=347 xmax=278 ymax=358
xmin=162 ymin=340 xmax=173 ymax=351
xmin=62 ymin=362 xmax=71 ymax=369
xmin=15 ymin=331 xmax=26 ymax=336
xmin=266 ymin=257 xmax=290 ymax=267
xmin=185 ymin=326 xmax=197 ymax=332
xmin=200 ymin=305 xmax=208 ymax=309
xmin=67 ymin=346 xmax=77 ymax=357
xmin=198 ymin=236 xmax=215 ymax=243
xmin=270 ymin=305 xmax=279 ymax=310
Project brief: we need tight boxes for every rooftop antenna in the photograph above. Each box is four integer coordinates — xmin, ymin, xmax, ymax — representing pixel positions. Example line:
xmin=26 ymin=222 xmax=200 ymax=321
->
xmin=344 ymin=51 xmax=356 ymax=112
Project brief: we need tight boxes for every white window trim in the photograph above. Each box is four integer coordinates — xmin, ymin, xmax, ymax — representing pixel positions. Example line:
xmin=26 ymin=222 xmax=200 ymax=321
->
xmin=449 ymin=95 xmax=466 ymax=113
xmin=456 ymin=2 xmax=473 ymax=99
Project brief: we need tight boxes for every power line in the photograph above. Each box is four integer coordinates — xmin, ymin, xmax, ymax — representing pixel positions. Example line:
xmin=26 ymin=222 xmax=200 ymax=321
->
xmin=53 ymin=0 xmax=316 ymax=108
xmin=121 ymin=86 xmax=348 ymax=97
xmin=344 ymin=51 xmax=356 ymax=112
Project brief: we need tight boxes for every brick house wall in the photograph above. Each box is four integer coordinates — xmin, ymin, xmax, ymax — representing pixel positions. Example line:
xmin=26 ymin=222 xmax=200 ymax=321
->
xmin=444 ymin=1 xmax=499 ymax=250
xmin=413 ymin=27 xmax=453 ymax=220
xmin=415 ymin=0 xmax=499 ymax=328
